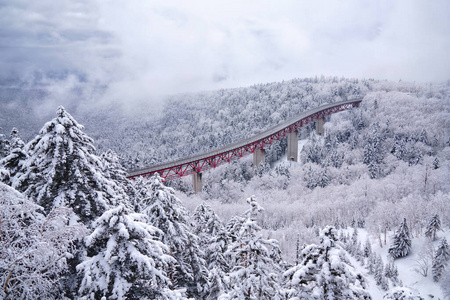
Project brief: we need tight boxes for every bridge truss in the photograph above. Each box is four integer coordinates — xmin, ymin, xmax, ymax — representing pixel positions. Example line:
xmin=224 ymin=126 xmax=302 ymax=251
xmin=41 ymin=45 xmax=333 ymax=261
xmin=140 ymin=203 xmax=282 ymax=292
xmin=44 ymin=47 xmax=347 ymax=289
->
xmin=127 ymin=99 xmax=362 ymax=181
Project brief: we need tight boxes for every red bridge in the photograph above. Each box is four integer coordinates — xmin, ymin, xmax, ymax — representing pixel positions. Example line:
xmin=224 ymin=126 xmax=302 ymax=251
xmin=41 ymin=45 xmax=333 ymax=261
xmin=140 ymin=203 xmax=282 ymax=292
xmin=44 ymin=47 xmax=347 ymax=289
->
xmin=127 ymin=99 xmax=362 ymax=192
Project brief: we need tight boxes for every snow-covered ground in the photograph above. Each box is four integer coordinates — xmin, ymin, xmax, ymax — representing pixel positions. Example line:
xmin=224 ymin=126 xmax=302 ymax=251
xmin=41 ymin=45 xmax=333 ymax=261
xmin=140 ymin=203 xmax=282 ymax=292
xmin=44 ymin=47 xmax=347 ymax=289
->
xmin=347 ymin=228 xmax=450 ymax=299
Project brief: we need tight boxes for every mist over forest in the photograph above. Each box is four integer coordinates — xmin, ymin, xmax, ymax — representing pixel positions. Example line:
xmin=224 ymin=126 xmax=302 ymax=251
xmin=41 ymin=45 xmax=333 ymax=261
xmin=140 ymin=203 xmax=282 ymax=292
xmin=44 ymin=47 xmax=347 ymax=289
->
xmin=1 ymin=76 xmax=450 ymax=299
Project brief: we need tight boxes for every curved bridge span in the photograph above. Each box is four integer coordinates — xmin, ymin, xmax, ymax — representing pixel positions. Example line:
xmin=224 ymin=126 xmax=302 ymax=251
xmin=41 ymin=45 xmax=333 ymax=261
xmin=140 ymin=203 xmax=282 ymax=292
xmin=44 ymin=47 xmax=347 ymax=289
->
xmin=127 ymin=99 xmax=362 ymax=186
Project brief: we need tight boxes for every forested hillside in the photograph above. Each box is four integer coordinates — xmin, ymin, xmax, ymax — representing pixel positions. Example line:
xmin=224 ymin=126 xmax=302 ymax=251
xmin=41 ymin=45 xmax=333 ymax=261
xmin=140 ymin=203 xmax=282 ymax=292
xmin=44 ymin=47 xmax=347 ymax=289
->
xmin=1 ymin=77 xmax=450 ymax=299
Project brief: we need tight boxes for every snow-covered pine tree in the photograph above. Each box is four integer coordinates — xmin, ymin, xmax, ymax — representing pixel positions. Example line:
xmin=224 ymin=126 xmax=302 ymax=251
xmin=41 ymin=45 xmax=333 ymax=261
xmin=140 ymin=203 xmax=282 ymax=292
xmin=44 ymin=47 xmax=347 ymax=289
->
xmin=384 ymin=260 xmax=400 ymax=286
xmin=134 ymin=175 xmax=209 ymax=299
xmin=432 ymin=157 xmax=440 ymax=169
xmin=13 ymin=106 xmax=121 ymax=225
xmin=76 ymin=204 xmax=179 ymax=300
xmin=388 ymin=218 xmax=412 ymax=259
xmin=351 ymin=227 xmax=359 ymax=247
xmin=432 ymin=238 xmax=450 ymax=282
xmin=205 ymin=227 xmax=232 ymax=300
xmin=284 ymin=226 xmax=371 ymax=299
xmin=374 ymin=255 xmax=389 ymax=290
xmin=255 ymin=161 xmax=271 ymax=177
xmin=220 ymin=196 xmax=283 ymax=300
xmin=0 ymin=128 xmax=27 ymax=186
xmin=0 ymin=127 xmax=9 ymax=159
xmin=367 ymin=253 xmax=377 ymax=275
xmin=192 ymin=203 xmax=224 ymax=246
xmin=363 ymin=238 xmax=372 ymax=258
xmin=425 ymin=214 xmax=442 ymax=241
xmin=100 ymin=149 xmax=133 ymax=202
xmin=363 ymin=122 xmax=384 ymax=179
xmin=225 ymin=214 xmax=247 ymax=243
xmin=191 ymin=202 xmax=232 ymax=298
xmin=270 ymin=242 xmax=292 ymax=271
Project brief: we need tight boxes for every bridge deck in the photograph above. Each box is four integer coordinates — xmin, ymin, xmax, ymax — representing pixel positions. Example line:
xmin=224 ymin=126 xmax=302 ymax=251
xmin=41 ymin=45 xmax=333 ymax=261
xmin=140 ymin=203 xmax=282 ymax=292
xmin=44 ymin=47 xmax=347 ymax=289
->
xmin=127 ymin=98 xmax=362 ymax=179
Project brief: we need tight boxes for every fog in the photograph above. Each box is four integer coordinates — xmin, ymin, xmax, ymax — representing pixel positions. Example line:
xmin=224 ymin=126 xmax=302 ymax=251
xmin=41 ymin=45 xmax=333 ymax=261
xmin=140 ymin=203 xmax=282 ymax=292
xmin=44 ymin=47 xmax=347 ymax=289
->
xmin=1 ymin=0 xmax=450 ymax=114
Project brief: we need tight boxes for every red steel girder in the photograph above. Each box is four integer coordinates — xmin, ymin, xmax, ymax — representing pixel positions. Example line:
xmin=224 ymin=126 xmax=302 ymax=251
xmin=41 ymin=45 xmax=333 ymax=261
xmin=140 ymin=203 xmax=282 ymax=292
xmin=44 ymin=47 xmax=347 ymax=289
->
xmin=127 ymin=99 xmax=362 ymax=181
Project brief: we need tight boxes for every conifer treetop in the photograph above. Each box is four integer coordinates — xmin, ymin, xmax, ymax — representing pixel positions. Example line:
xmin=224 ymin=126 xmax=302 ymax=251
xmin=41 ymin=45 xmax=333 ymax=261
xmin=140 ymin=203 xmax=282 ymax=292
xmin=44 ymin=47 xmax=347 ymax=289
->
xmin=13 ymin=105 xmax=119 ymax=225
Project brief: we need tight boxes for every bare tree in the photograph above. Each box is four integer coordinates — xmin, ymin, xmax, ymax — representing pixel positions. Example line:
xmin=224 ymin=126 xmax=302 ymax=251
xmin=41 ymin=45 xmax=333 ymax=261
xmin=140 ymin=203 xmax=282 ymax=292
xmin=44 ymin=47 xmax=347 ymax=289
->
xmin=413 ymin=242 xmax=435 ymax=277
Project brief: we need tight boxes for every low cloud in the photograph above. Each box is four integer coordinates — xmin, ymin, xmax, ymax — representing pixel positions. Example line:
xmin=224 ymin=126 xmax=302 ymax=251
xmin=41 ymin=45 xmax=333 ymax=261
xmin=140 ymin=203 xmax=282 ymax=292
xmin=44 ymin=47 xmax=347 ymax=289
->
xmin=1 ymin=0 xmax=449 ymax=113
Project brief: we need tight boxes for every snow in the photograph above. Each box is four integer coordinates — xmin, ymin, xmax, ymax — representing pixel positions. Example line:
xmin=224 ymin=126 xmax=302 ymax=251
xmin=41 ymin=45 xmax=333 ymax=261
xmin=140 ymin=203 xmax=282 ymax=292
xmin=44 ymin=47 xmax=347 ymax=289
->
xmin=275 ymin=138 xmax=309 ymax=165
xmin=346 ymin=227 xmax=450 ymax=299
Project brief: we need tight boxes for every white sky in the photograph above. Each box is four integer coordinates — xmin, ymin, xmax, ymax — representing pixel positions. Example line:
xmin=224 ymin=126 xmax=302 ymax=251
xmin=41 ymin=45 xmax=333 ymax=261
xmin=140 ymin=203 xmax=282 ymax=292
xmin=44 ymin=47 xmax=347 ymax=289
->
xmin=1 ymin=0 xmax=450 ymax=104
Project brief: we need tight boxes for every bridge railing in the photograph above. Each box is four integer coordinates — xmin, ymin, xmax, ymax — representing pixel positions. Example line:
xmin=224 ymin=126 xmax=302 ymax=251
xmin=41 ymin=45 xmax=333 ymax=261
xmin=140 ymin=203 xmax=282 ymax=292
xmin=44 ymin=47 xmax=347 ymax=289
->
xmin=127 ymin=98 xmax=362 ymax=180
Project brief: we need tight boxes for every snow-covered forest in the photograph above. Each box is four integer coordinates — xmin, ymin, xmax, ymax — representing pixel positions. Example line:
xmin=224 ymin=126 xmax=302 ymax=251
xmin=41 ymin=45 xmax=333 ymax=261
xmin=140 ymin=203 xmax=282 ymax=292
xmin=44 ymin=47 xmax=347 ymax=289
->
xmin=1 ymin=77 xmax=450 ymax=299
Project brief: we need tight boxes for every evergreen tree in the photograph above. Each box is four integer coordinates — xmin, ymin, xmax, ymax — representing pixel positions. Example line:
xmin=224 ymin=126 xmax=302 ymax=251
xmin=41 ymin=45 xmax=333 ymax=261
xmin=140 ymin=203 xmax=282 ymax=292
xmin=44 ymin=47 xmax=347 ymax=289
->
xmin=274 ymin=162 xmax=290 ymax=178
xmin=192 ymin=203 xmax=224 ymax=245
xmin=76 ymin=205 xmax=177 ymax=299
xmin=205 ymin=227 xmax=232 ymax=300
xmin=374 ymin=255 xmax=389 ymax=290
xmin=100 ymin=149 xmax=133 ymax=203
xmin=363 ymin=238 xmax=372 ymax=258
xmin=351 ymin=227 xmax=359 ymax=247
xmin=432 ymin=238 xmax=450 ymax=282
xmin=388 ymin=218 xmax=412 ymax=259
xmin=284 ymin=226 xmax=371 ymax=299
xmin=225 ymin=214 xmax=247 ymax=243
xmin=425 ymin=214 xmax=442 ymax=241
xmin=207 ymin=268 xmax=228 ymax=300
xmin=0 ymin=127 xmax=10 ymax=159
xmin=220 ymin=196 xmax=283 ymax=300
xmin=255 ymin=161 xmax=271 ymax=177
xmin=384 ymin=261 xmax=400 ymax=286
xmin=363 ymin=122 xmax=384 ymax=179
xmin=191 ymin=203 xmax=232 ymax=299
xmin=317 ymin=168 xmax=330 ymax=188
xmin=367 ymin=253 xmax=377 ymax=275
xmin=0 ymin=128 xmax=27 ymax=186
xmin=135 ymin=175 xmax=209 ymax=299
xmin=432 ymin=157 xmax=440 ymax=169
xmin=13 ymin=106 xmax=120 ymax=225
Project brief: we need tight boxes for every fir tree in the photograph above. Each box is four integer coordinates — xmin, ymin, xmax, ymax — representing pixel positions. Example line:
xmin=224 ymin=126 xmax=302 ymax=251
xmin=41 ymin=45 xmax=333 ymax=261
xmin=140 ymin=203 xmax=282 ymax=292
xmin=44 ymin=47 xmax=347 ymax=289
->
xmin=135 ymin=175 xmax=209 ymax=299
xmin=13 ymin=106 xmax=120 ymax=225
xmin=76 ymin=205 xmax=176 ymax=299
xmin=192 ymin=203 xmax=224 ymax=245
xmin=425 ymin=214 xmax=442 ymax=241
xmin=191 ymin=204 xmax=232 ymax=299
xmin=363 ymin=238 xmax=372 ymax=258
xmin=100 ymin=149 xmax=133 ymax=203
xmin=374 ymin=255 xmax=389 ymax=290
xmin=363 ymin=122 xmax=384 ymax=179
xmin=432 ymin=238 xmax=450 ymax=282
xmin=384 ymin=261 xmax=400 ymax=286
xmin=0 ymin=128 xmax=27 ymax=186
xmin=388 ymin=218 xmax=412 ymax=259
xmin=432 ymin=157 xmax=440 ymax=169
xmin=284 ymin=226 xmax=371 ymax=299
xmin=0 ymin=127 xmax=10 ymax=159
xmin=225 ymin=214 xmax=246 ymax=243
xmin=220 ymin=196 xmax=283 ymax=299
xmin=205 ymin=227 xmax=232 ymax=300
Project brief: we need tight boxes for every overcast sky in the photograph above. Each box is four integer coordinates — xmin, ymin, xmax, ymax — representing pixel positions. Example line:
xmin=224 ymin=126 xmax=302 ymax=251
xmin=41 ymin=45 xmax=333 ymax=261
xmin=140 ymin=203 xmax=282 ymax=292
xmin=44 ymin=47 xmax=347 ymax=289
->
xmin=1 ymin=0 xmax=450 ymax=106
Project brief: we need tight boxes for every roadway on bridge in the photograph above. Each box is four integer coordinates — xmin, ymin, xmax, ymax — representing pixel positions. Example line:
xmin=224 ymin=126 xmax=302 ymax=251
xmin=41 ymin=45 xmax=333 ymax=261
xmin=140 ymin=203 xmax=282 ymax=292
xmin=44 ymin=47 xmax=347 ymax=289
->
xmin=127 ymin=98 xmax=362 ymax=178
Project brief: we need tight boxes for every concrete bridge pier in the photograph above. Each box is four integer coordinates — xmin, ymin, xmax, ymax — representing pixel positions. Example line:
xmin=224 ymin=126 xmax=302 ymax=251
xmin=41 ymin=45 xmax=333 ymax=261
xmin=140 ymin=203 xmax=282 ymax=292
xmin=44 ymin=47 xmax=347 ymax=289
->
xmin=316 ymin=117 xmax=325 ymax=136
xmin=253 ymin=149 xmax=266 ymax=168
xmin=287 ymin=130 xmax=298 ymax=162
xmin=192 ymin=172 xmax=202 ymax=194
